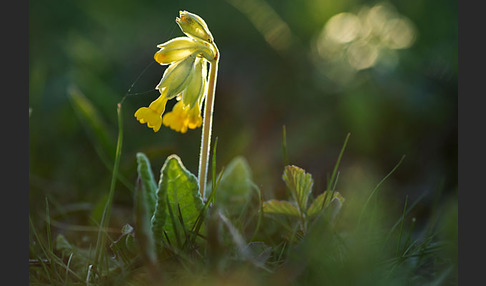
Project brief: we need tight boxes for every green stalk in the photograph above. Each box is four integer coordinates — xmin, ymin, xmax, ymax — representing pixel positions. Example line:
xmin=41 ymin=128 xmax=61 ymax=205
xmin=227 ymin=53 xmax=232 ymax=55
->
xmin=358 ymin=154 xmax=406 ymax=226
xmin=396 ymin=195 xmax=409 ymax=256
xmin=94 ymin=103 xmax=124 ymax=269
xmin=282 ymin=125 xmax=289 ymax=166
xmin=326 ymin=133 xmax=350 ymax=191
xmin=198 ymin=43 xmax=220 ymax=198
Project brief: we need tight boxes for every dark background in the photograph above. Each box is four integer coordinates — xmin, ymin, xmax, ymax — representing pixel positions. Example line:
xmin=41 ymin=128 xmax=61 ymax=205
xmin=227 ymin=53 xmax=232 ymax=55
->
xmin=29 ymin=0 xmax=457 ymax=229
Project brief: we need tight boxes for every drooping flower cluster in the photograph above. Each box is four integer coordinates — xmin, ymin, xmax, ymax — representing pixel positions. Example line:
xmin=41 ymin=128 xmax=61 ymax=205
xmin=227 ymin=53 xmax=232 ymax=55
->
xmin=135 ymin=11 xmax=217 ymax=133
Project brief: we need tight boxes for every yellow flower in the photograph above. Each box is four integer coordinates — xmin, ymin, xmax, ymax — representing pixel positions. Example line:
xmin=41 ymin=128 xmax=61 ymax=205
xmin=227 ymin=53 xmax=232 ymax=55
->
xmin=134 ymin=96 xmax=168 ymax=132
xmin=162 ymin=101 xmax=203 ymax=133
xmin=135 ymin=55 xmax=207 ymax=133
xmin=135 ymin=10 xmax=215 ymax=133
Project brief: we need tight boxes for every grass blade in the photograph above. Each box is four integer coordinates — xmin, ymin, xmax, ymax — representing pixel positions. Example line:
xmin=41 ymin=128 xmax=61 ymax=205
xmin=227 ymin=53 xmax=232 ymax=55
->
xmin=211 ymin=137 xmax=219 ymax=199
xmin=64 ymin=252 xmax=74 ymax=285
xmin=45 ymin=198 xmax=52 ymax=256
xmin=396 ymin=195 xmax=409 ymax=256
xmin=94 ymin=103 xmax=124 ymax=270
xmin=29 ymin=216 xmax=51 ymax=280
xmin=359 ymin=154 xmax=406 ymax=225
xmin=250 ymin=182 xmax=264 ymax=241
xmin=326 ymin=133 xmax=350 ymax=191
xmin=388 ymin=191 xmax=427 ymax=237
xmin=282 ymin=125 xmax=289 ymax=166
xmin=68 ymin=86 xmax=133 ymax=191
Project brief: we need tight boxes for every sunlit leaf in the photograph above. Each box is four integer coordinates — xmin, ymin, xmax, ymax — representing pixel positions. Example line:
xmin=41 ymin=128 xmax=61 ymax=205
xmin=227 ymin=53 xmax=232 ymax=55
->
xmin=263 ymin=200 xmax=300 ymax=217
xmin=282 ymin=165 xmax=314 ymax=212
xmin=307 ymin=191 xmax=345 ymax=217
xmin=152 ymin=155 xmax=203 ymax=247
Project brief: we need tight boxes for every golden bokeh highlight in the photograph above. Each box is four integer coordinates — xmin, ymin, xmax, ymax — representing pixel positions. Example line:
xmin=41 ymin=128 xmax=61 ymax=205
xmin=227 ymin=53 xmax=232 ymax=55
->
xmin=324 ymin=13 xmax=362 ymax=44
xmin=314 ymin=2 xmax=417 ymax=79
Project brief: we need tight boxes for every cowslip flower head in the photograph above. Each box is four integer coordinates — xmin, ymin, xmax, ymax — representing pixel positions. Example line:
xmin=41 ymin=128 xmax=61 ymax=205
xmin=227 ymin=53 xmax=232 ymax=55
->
xmin=135 ymin=11 xmax=216 ymax=133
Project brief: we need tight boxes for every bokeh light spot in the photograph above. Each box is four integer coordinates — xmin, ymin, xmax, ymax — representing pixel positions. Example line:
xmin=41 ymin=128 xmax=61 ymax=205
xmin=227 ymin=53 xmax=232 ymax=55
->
xmin=324 ymin=12 xmax=362 ymax=44
xmin=346 ymin=40 xmax=379 ymax=70
xmin=381 ymin=17 xmax=416 ymax=49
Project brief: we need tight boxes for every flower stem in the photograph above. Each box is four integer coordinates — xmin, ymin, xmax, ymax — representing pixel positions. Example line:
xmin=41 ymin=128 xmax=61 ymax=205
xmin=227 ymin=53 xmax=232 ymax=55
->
xmin=198 ymin=44 xmax=219 ymax=198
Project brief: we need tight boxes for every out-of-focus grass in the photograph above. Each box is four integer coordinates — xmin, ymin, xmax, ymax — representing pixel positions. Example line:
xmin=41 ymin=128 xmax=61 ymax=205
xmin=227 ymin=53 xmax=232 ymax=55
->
xmin=28 ymin=104 xmax=457 ymax=284
xmin=29 ymin=149 xmax=458 ymax=285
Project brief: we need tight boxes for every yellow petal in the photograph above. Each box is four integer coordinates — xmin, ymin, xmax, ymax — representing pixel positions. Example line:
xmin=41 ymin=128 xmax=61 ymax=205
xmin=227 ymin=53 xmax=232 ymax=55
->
xmin=162 ymin=101 xmax=202 ymax=133
xmin=186 ymin=105 xmax=203 ymax=129
xmin=135 ymin=107 xmax=162 ymax=132
xmin=147 ymin=96 xmax=168 ymax=114
xmin=134 ymin=96 xmax=168 ymax=132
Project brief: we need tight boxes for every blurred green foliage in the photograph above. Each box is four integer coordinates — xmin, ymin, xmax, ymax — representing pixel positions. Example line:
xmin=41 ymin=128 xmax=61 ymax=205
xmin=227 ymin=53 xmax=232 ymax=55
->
xmin=29 ymin=0 xmax=457 ymax=239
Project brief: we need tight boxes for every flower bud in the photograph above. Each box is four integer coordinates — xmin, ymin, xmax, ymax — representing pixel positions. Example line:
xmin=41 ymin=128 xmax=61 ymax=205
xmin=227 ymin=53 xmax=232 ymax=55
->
xmin=176 ymin=10 xmax=214 ymax=43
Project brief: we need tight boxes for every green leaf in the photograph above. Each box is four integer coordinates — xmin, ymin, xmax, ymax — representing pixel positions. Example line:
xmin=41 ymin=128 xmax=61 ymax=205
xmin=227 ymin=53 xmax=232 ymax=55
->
xmin=134 ymin=177 xmax=158 ymax=264
xmin=136 ymin=153 xmax=157 ymax=216
xmin=307 ymin=191 xmax=345 ymax=217
xmin=262 ymin=200 xmax=300 ymax=217
xmin=282 ymin=165 xmax=314 ymax=213
xmin=211 ymin=156 xmax=254 ymax=216
xmin=152 ymin=155 xmax=203 ymax=247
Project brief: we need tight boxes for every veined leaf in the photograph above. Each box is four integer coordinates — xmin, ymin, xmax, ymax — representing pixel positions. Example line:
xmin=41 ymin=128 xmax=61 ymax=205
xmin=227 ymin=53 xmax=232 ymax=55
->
xmin=136 ymin=153 xmax=157 ymax=216
xmin=210 ymin=156 xmax=254 ymax=216
xmin=263 ymin=200 xmax=300 ymax=217
xmin=152 ymin=155 xmax=203 ymax=247
xmin=307 ymin=191 xmax=345 ymax=217
xmin=282 ymin=165 xmax=314 ymax=213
